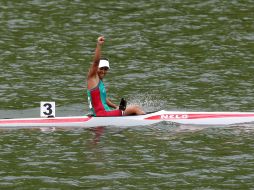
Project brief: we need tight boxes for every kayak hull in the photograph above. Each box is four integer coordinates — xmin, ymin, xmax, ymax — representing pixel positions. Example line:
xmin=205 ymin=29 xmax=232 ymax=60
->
xmin=1 ymin=110 xmax=254 ymax=129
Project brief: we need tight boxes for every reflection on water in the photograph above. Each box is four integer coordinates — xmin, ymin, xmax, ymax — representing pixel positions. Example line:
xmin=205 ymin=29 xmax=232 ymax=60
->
xmin=1 ymin=124 xmax=254 ymax=189
xmin=90 ymin=126 xmax=105 ymax=145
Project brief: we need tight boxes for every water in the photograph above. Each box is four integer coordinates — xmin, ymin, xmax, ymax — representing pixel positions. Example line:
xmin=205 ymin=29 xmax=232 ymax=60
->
xmin=0 ymin=0 xmax=254 ymax=189
xmin=1 ymin=127 xmax=254 ymax=189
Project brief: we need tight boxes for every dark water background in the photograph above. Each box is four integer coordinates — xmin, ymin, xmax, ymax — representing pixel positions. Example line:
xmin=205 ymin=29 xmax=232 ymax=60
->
xmin=0 ymin=0 xmax=254 ymax=189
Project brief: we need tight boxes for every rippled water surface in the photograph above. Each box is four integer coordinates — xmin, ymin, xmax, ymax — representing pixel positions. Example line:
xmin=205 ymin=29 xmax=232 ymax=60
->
xmin=1 ymin=127 xmax=254 ymax=189
xmin=0 ymin=0 xmax=254 ymax=189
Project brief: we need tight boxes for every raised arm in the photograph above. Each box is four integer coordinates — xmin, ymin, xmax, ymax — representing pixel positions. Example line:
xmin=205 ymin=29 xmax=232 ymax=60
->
xmin=87 ymin=36 xmax=105 ymax=79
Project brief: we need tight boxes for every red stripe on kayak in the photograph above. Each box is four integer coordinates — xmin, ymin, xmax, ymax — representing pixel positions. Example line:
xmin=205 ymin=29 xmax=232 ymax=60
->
xmin=0 ymin=117 xmax=92 ymax=124
xmin=145 ymin=114 xmax=254 ymax=120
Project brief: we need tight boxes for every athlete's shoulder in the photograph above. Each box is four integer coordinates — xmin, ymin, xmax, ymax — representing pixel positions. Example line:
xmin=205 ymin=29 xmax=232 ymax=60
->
xmin=87 ymin=75 xmax=100 ymax=90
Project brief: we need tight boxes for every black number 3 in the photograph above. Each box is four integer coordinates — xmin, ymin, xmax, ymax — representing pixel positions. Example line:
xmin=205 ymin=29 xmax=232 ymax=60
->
xmin=43 ymin=103 xmax=53 ymax=115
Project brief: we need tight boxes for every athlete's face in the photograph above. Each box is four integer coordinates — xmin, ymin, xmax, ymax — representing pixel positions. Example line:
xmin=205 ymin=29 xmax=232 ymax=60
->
xmin=97 ymin=67 xmax=109 ymax=79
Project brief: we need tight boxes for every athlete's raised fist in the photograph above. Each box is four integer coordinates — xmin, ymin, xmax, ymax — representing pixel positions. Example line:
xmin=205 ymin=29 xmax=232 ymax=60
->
xmin=97 ymin=36 xmax=105 ymax=45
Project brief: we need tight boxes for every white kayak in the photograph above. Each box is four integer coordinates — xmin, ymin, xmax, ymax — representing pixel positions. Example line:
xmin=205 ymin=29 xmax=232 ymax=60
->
xmin=1 ymin=110 xmax=254 ymax=129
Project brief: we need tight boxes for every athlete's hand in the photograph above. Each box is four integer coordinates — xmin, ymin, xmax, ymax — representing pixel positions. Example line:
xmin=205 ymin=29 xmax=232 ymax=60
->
xmin=97 ymin=36 xmax=105 ymax=45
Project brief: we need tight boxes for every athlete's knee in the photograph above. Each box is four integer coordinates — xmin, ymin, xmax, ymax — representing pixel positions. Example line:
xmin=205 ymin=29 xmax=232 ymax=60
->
xmin=128 ymin=105 xmax=144 ymax=115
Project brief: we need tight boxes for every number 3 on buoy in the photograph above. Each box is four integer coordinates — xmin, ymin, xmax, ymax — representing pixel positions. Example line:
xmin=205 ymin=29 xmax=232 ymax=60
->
xmin=40 ymin=102 xmax=55 ymax=117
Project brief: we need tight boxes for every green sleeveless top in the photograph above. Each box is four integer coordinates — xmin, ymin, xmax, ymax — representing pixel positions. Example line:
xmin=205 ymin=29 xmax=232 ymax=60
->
xmin=87 ymin=80 xmax=111 ymax=116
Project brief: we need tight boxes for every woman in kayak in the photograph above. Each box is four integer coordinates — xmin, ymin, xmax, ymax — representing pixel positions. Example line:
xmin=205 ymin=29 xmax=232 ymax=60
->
xmin=87 ymin=36 xmax=145 ymax=117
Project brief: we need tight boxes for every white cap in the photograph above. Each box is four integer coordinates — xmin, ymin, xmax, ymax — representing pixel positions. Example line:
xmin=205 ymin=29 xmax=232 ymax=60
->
xmin=99 ymin=59 xmax=110 ymax=69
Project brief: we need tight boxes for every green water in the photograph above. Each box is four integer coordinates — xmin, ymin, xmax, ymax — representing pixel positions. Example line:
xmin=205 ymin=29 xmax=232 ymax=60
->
xmin=0 ymin=0 xmax=254 ymax=189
